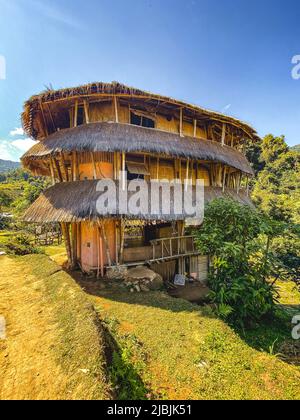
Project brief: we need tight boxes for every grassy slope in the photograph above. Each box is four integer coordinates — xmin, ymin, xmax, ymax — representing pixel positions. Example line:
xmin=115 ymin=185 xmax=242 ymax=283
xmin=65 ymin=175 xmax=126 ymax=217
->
xmin=87 ymin=286 xmax=300 ymax=400
xmin=0 ymin=252 xmax=299 ymax=400
xmin=0 ymin=255 xmax=111 ymax=400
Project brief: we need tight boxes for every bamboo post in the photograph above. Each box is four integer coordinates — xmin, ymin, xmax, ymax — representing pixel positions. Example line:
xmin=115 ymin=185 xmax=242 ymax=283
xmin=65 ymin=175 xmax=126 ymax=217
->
xmin=74 ymin=100 xmax=78 ymax=128
xmin=221 ymin=123 xmax=226 ymax=146
xmin=39 ymin=100 xmax=49 ymax=136
xmin=91 ymin=152 xmax=97 ymax=179
xmin=193 ymin=119 xmax=197 ymax=138
xmin=114 ymin=96 xmax=119 ymax=123
xmin=119 ymin=220 xmax=125 ymax=264
xmin=77 ymin=223 xmax=81 ymax=261
xmin=71 ymin=223 xmax=77 ymax=266
xmin=156 ymin=157 xmax=160 ymax=179
xmin=222 ymin=166 xmax=227 ymax=193
xmin=100 ymin=221 xmax=112 ymax=267
xmin=179 ymin=108 xmax=183 ymax=137
xmin=83 ymin=99 xmax=89 ymax=124
xmin=49 ymin=159 xmax=56 ymax=185
xmin=72 ymin=151 xmax=79 ymax=181
xmin=115 ymin=221 xmax=119 ymax=265
xmin=61 ymin=223 xmax=72 ymax=266
xmin=60 ymin=152 xmax=69 ymax=182
xmin=53 ymin=158 xmax=63 ymax=183
xmin=122 ymin=152 xmax=126 ymax=190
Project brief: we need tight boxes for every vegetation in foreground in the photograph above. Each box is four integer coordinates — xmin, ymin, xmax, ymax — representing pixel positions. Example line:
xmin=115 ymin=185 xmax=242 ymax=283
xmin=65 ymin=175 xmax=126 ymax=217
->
xmin=0 ymin=253 xmax=299 ymax=400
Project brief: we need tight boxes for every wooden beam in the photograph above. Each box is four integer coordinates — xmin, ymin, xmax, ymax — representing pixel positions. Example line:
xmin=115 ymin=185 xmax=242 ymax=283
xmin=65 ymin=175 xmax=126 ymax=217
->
xmin=52 ymin=157 xmax=63 ymax=183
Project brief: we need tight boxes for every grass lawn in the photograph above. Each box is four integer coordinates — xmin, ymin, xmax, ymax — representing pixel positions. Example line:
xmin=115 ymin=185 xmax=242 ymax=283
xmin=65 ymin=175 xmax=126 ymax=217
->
xmin=0 ymin=255 xmax=111 ymax=400
xmin=79 ymin=278 xmax=300 ymax=400
xmin=0 ymin=254 xmax=299 ymax=400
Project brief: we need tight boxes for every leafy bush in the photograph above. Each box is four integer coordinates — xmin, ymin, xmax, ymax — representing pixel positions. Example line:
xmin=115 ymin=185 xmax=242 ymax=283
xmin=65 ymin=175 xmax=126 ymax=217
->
xmin=195 ymin=199 xmax=279 ymax=327
xmin=4 ymin=233 xmax=43 ymax=256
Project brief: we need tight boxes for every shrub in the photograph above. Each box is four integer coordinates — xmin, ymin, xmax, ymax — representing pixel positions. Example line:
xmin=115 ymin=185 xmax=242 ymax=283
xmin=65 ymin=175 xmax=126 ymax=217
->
xmin=4 ymin=233 xmax=43 ymax=256
xmin=194 ymin=199 xmax=279 ymax=327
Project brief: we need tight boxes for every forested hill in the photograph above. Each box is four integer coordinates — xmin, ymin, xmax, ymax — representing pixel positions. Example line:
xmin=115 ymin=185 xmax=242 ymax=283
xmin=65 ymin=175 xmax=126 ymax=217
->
xmin=291 ymin=144 xmax=300 ymax=152
xmin=0 ymin=159 xmax=20 ymax=173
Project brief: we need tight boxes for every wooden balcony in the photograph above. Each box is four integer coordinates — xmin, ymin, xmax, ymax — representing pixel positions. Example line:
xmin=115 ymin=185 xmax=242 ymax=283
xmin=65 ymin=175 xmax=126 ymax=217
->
xmin=148 ymin=235 xmax=199 ymax=264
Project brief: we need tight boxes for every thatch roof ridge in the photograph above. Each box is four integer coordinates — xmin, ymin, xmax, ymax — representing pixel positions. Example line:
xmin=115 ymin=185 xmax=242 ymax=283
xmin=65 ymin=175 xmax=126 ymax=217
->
xmin=21 ymin=122 xmax=254 ymax=176
xmin=22 ymin=81 xmax=260 ymax=140
xmin=22 ymin=180 xmax=254 ymax=224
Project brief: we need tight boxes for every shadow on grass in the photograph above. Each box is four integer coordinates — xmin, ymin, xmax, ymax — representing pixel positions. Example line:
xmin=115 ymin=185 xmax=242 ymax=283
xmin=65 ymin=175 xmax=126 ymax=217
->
xmin=69 ymin=269 xmax=214 ymax=316
xmin=100 ymin=320 xmax=150 ymax=400
xmin=234 ymin=305 xmax=300 ymax=365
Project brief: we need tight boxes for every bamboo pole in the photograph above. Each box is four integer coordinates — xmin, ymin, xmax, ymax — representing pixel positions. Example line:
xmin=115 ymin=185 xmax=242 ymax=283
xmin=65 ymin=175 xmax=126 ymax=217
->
xmin=156 ymin=157 xmax=159 ymax=179
xmin=74 ymin=100 xmax=78 ymax=128
xmin=49 ymin=159 xmax=56 ymax=185
xmin=61 ymin=223 xmax=72 ymax=266
xmin=77 ymin=223 xmax=81 ymax=261
xmin=91 ymin=152 xmax=97 ymax=179
xmin=119 ymin=220 xmax=125 ymax=264
xmin=53 ymin=158 xmax=63 ymax=183
xmin=122 ymin=152 xmax=126 ymax=190
xmin=179 ymin=108 xmax=183 ymax=137
xmin=99 ymin=221 xmax=112 ymax=267
xmin=193 ymin=119 xmax=197 ymax=138
xmin=71 ymin=223 xmax=77 ymax=266
xmin=83 ymin=99 xmax=90 ymax=124
xmin=222 ymin=166 xmax=227 ymax=193
xmin=114 ymin=96 xmax=119 ymax=123
xmin=39 ymin=100 xmax=49 ymax=136
xmin=221 ymin=123 xmax=226 ymax=146
xmin=115 ymin=221 xmax=119 ymax=265
xmin=60 ymin=152 xmax=68 ymax=182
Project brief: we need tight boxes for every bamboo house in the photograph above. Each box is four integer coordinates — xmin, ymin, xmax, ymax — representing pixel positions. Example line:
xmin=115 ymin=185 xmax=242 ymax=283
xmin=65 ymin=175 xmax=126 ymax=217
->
xmin=21 ymin=81 xmax=257 ymax=281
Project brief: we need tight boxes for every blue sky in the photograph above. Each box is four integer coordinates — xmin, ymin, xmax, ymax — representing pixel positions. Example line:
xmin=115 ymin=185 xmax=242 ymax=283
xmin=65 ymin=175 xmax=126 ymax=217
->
xmin=0 ymin=0 xmax=300 ymax=161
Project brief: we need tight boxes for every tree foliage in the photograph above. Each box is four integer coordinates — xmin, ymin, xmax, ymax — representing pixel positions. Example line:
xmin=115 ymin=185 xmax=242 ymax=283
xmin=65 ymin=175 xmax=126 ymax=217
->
xmin=195 ymin=199 xmax=280 ymax=326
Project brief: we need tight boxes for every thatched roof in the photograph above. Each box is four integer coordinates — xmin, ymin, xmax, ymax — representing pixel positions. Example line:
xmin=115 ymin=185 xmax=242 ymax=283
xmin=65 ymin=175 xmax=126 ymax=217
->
xmin=22 ymin=122 xmax=254 ymax=176
xmin=23 ymin=180 xmax=253 ymax=223
xmin=22 ymin=81 xmax=260 ymax=141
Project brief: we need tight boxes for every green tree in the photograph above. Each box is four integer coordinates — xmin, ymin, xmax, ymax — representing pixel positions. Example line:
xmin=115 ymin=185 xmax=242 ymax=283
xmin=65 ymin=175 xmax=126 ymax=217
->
xmin=195 ymin=199 xmax=280 ymax=327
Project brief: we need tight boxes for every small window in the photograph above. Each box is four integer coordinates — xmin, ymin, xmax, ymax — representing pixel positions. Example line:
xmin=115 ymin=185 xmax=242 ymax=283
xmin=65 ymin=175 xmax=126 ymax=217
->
xmin=130 ymin=112 xmax=155 ymax=128
xmin=77 ymin=107 xmax=84 ymax=126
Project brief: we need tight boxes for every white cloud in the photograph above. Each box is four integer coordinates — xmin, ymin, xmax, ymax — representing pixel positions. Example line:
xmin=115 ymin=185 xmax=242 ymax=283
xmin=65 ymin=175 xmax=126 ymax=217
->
xmin=0 ymin=137 xmax=37 ymax=161
xmin=11 ymin=138 xmax=36 ymax=152
xmin=221 ymin=104 xmax=232 ymax=113
xmin=10 ymin=127 xmax=24 ymax=136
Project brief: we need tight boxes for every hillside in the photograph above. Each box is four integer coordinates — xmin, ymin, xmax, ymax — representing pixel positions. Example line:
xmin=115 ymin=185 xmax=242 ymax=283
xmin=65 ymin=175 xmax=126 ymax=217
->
xmin=0 ymin=254 xmax=299 ymax=400
xmin=0 ymin=159 xmax=20 ymax=173
xmin=0 ymin=255 xmax=111 ymax=400
xmin=291 ymin=144 xmax=300 ymax=152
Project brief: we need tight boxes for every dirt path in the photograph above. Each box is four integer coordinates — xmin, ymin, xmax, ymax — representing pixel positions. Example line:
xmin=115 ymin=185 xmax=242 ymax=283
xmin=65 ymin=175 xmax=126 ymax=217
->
xmin=0 ymin=256 xmax=67 ymax=399
xmin=0 ymin=255 xmax=110 ymax=400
